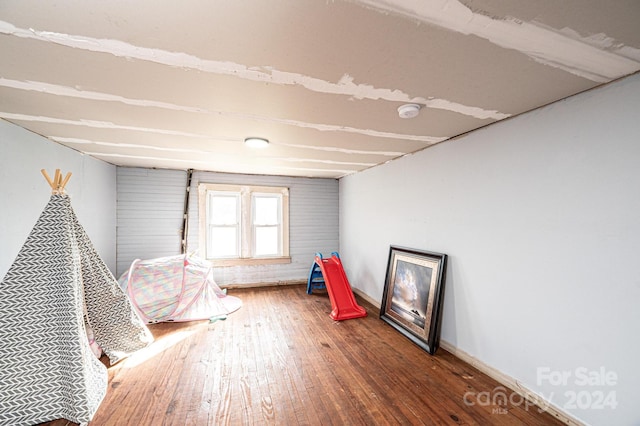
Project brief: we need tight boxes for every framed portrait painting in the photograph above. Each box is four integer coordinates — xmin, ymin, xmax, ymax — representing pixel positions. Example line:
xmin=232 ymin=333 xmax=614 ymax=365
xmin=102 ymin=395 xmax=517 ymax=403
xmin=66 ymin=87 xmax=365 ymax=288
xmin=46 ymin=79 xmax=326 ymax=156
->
xmin=380 ymin=246 xmax=447 ymax=355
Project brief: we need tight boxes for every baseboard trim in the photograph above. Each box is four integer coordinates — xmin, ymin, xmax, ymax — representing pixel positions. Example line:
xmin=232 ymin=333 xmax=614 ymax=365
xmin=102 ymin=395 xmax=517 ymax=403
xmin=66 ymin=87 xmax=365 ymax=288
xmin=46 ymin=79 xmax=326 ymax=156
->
xmin=221 ymin=279 xmax=307 ymax=289
xmin=352 ymin=288 xmax=380 ymax=310
xmin=439 ymin=340 xmax=584 ymax=426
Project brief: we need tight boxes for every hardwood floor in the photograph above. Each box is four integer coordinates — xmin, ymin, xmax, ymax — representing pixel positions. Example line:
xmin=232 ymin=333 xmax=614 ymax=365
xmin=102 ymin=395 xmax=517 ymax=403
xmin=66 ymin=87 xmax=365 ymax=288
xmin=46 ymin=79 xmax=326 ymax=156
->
xmin=43 ymin=285 xmax=563 ymax=425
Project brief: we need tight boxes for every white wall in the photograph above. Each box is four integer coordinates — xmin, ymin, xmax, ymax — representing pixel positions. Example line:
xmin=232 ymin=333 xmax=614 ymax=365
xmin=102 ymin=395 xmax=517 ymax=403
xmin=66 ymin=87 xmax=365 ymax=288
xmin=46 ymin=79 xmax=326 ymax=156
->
xmin=0 ymin=119 xmax=117 ymax=277
xmin=339 ymin=74 xmax=640 ymax=426
xmin=117 ymin=167 xmax=339 ymax=285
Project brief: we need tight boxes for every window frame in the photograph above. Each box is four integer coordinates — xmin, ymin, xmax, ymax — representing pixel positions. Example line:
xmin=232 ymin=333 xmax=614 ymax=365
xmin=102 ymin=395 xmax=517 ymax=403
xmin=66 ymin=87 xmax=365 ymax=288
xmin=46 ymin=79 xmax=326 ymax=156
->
xmin=198 ymin=183 xmax=290 ymax=267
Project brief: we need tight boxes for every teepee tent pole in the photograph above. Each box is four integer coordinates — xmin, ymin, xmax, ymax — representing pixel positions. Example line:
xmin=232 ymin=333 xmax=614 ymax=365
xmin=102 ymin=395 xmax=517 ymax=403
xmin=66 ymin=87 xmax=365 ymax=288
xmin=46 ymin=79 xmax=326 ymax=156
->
xmin=61 ymin=172 xmax=72 ymax=189
xmin=41 ymin=169 xmax=54 ymax=188
xmin=41 ymin=168 xmax=72 ymax=193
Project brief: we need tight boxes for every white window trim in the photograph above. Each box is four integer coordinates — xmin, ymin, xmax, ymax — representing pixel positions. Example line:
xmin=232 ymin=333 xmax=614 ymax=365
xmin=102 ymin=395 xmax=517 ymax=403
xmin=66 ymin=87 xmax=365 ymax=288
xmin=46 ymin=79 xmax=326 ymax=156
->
xmin=198 ymin=183 xmax=290 ymax=267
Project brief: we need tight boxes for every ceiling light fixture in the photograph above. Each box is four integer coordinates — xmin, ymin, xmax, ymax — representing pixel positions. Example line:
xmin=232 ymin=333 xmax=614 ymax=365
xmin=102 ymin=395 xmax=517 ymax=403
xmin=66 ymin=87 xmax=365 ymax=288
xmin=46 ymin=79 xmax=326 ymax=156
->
xmin=397 ymin=103 xmax=421 ymax=119
xmin=244 ymin=137 xmax=269 ymax=148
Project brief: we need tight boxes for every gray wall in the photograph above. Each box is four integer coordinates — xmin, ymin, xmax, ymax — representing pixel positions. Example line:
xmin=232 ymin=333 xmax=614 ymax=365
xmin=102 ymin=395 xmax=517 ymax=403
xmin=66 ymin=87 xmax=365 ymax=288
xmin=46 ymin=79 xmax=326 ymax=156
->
xmin=116 ymin=167 xmax=339 ymax=285
xmin=116 ymin=168 xmax=187 ymax=275
xmin=339 ymin=74 xmax=640 ymax=426
xmin=0 ymin=119 xmax=116 ymax=277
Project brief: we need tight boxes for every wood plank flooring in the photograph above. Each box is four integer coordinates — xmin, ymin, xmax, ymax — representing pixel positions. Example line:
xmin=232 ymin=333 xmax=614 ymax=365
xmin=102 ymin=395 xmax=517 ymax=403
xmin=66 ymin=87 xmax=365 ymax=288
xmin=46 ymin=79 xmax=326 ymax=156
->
xmin=42 ymin=285 xmax=564 ymax=425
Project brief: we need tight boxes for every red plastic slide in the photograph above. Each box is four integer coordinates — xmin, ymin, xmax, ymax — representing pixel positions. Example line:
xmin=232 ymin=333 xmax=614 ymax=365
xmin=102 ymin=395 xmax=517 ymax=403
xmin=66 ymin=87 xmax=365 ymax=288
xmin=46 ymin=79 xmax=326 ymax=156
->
xmin=314 ymin=254 xmax=367 ymax=321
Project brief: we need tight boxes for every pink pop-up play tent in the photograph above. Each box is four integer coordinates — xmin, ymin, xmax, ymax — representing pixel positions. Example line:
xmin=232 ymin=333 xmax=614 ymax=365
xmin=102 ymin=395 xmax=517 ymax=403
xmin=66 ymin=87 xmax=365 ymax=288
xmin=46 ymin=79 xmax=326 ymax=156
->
xmin=118 ymin=254 xmax=242 ymax=323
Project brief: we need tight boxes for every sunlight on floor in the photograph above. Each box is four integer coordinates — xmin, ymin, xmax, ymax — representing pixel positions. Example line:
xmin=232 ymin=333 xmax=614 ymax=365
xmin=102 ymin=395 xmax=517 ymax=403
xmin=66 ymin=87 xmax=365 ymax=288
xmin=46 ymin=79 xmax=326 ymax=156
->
xmin=122 ymin=329 xmax=196 ymax=368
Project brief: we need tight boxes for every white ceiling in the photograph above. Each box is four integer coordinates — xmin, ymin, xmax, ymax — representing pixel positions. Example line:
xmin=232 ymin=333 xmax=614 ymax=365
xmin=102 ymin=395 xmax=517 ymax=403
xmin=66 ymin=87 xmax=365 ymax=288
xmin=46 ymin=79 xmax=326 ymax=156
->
xmin=1 ymin=1 xmax=639 ymax=179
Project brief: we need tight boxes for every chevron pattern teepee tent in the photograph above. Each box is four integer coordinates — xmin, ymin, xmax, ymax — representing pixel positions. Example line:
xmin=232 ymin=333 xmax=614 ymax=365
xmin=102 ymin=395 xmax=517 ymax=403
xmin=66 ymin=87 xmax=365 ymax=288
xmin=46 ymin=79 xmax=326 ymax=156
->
xmin=0 ymin=170 xmax=153 ymax=426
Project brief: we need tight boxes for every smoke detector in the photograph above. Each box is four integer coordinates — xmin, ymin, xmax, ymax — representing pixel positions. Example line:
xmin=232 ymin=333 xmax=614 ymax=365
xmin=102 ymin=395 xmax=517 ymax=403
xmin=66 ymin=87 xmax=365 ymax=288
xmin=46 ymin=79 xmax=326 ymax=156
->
xmin=397 ymin=103 xmax=421 ymax=119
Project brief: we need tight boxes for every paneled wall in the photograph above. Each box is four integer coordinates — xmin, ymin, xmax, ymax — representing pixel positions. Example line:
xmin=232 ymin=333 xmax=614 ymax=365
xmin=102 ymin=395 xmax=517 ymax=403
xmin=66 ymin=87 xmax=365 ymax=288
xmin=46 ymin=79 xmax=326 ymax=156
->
xmin=116 ymin=168 xmax=187 ymax=276
xmin=116 ymin=167 xmax=339 ymax=285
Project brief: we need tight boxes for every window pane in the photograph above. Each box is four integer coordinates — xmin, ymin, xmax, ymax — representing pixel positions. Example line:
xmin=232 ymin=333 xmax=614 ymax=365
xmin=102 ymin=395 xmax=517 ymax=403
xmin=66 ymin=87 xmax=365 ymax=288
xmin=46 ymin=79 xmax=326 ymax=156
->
xmin=255 ymin=226 xmax=278 ymax=256
xmin=209 ymin=195 xmax=238 ymax=225
xmin=208 ymin=227 xmax=238 ymax=257
xmin=254 ymin=196 xmax=279 ymax=225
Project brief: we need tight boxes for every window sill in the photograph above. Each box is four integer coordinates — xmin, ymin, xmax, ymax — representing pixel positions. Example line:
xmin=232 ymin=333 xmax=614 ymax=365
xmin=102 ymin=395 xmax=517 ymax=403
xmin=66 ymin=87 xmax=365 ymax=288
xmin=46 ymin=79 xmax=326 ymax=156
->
xmin=209 ymin=257 xmax=291 ymax=267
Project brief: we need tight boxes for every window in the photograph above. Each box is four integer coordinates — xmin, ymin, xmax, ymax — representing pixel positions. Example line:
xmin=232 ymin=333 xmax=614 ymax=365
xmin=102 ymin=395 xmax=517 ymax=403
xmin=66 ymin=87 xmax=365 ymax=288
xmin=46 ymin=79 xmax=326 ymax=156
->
xmin=206 ymin=192 xmax=240 ymax=258
xmin=252 ymin=193 xmax=282 ymax=256
xmin=198 ymin=183 xmax=290 ymax=266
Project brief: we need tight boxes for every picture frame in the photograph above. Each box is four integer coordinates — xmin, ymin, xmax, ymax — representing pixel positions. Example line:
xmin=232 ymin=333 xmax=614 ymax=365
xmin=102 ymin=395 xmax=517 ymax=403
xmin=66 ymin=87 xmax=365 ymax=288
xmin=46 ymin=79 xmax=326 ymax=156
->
xmin=380 ymin=245 xmax=447 ymax=355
